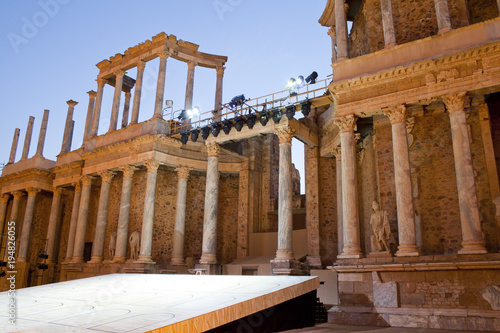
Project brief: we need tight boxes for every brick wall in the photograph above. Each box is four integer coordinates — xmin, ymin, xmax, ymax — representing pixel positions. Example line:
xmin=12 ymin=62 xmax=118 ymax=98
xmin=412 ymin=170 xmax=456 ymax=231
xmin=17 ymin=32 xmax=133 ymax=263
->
xmin=467 ymin=0 xmax=498 ymax=24
xmin=318 ymin=156 xmax=337 ymax=265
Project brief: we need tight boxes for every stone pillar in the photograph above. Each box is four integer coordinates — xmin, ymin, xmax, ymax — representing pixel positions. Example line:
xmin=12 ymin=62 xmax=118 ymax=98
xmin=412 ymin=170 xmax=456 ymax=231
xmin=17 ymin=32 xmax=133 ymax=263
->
xmin=335 ymin=115 xmax=363 ymax=258
xmin=305 ymin=146 xmax=322 ymax=268
xmin=46 ymin=187 xmax=63 ymax=263
xmin=332 ymin=147 xmax=344 ymax=256
xmin=83 ymin=91 xmax=96 ymax=141
xmin=65 ymin=182 xmax=81 ymax=261
xmin=497 ymin=0 xmax=500 ymax=16
xmin=109 ymin=70 xmax=125 ymax=132
xmin=90 ymin=79 xmax=106 ymax=137
xmin=214 ymin=66 xmax=225 ymax=115
xmin=90 ymin=171 xmax=115 ymax=263
xmin=10 ymin=191 xmax=24 ymax=223
xmin=0 ymin=194 xmax=9 ymax=235
xmin=61 ymin=100 xmax=78 ymax=153
xmin=121 ymin=91 xmax=131 ymax=128
xmin=130 ymin=61 xmax=146 ymax=125
xmin=443 ymin=93 xmax=487 ymax=254
xmin=21 ymin=116 xmax=35 ymax=160
xmin=72 ymin=175 xmax=93 ymax=263
xmin=185 ymin=61 xmax=196 ymax=111
xmin=17 ymin=188 xmax=39 ymax=262
xmin=327 ymin=27 xmax=337 ymax=63
xmin=434 ymin=0 xmax=452 ymax=33
xmin=138 ymin=160 xmax=160 ymax=263
xmin=114 ymin=165 xmax=137 ymax=263
xmin=171 ymin=167 xmax=190 ymax=266
xmin=8 ymin=128 xmax=20 ymax=164
xmin=200 ymin=142 xmax=221 ymax=265
xmin=35 ymin=109 xmax=49 ymax=157
xmin=380 ymin=0 xmax=396 ymax=47
xmin=335 ymin=0 xmax=349 ymax=61
xmin=384 ymin=105 xmax=419 ymax=256
xmin=153 ymin=52 xmax=169 ymax=119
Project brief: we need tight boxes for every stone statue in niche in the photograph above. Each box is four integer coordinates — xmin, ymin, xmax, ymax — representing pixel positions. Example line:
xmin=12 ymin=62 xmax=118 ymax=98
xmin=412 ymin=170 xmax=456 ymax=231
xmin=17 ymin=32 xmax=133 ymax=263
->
xmin=109 ymin=232 xmax=116 ymax=260
xmin=129 ymin=231 xmax=140 ymax=260
xmin=370 ymin=201 xmax=391 ymax=252
xmin=292 ymin=163 xmax=301 ymax=195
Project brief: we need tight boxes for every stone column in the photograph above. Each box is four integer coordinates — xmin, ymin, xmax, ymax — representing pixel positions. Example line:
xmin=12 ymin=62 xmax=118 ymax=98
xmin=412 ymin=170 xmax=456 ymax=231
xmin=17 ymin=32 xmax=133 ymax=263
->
xmin=130 ymin=61 xmax=146 ymax=125
xmin=17 ymin=188 xmax=39 ymax=262
xmin=214 ymin=66 xmax=225 ymax=115
xmin=108 ymin=70 xmax=125 ymax=132
xmin=10 ymin=191 xmax=24 ymax=223
xmin=305 ymin=146 xmax=322 ymax=268
xmin=114 ymin=165 xmax=137 ymax=263
xmin=497 ymin=0 xmax=500 ymax=17
xmin=171 ymin=167 xmax=190 ymax=266
xmin=153 ymin=52 xmax=169 ymax=119
xmin=90 ymin=79 xmax=106 ymax=137
xmin=21 ymin=116 xmax=35 ymax=160
xmin=335 ymin=115 xmax=363 ymax=258
xmin=138 ymin=160 xmax=160 ymax=263
xmin=90 ymin=171 xmax=115 ymax=263
xmin=335 ymin=0 xmax=349 ymax=61
xmin=65 ymin=182 xmax=81 ymax=261
xmin=8 ymin=128 xmax=20 ymax=164
xmin=274 ymin=127 xmax=296 ymax=262
xmin=380 ymin=0 xmax=396 ymax=47
xmin=333 ymin=147 xmax=344 ymax=256
xmin=0 ymin=194 xmax=9 ymax=235
xmin=434 ymin=0 xmax=452 ymax=33
xmin=327 ymin=27 xmax=337 ymax=63
xmin=35 ymin=109 xmax=49 ymax=157
xmin=200 ymin=143 xmax=221 ymax=265
xmin=384 ymin=105 xmax=419 ymax=256
xmin=83 ymin=91 xmax=96 ymax=141
xmin=72 ymin=175 xmax=93 ymax=263
xmin=185 ymin=61 xmax=197 ymax=111
xmin=443 ymin=93 xmax=487 ymax=254
xmin=61 ymin=100 xmax=77 ymax=153
xmin=121 ymin=91 xmax=131 ymax=128
xmin=46 ymin=187 xmax=63 ymax=263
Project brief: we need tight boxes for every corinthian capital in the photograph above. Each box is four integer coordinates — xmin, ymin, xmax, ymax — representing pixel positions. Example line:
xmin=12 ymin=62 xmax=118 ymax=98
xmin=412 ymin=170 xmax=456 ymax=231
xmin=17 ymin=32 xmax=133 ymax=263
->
xmin=67 ymin=100 xmax=78 ymax=108
xmin=144 ymin=160 xmax=160 ymax=173
xmin=121 ymin=165 xmax=137 ymax=179
xmin=275 ymin=127 xmax=296 ymax=144
xmin=332 ymin=146 xmax=342 ymax=160
xmin=81 ymin=175 xmax=94 ymax=186
xmin=176 ymin=167 xmax=190 ymax=180
xmin=206 ymin=142 xmax=220 ymax=157
xmin=335 ymin=115 xmax=357 ymax=133
xmin=99 ymin=170 xmax=115 ymax=184
xmin=216 ymin=66 xmax=226 ymax=77
xmin=442 ymin=93 xmax=468 ymax=114
xmin=27 ymin=188 xmax=40 ymax=197
xmin=383 ymin=105 xmax=408 ymax=124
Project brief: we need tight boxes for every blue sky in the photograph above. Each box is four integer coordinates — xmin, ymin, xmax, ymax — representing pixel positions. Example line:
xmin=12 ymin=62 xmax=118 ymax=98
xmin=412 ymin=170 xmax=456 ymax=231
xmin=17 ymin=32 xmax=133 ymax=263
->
xmin=0 ymin=1 xmax=332 ymax=192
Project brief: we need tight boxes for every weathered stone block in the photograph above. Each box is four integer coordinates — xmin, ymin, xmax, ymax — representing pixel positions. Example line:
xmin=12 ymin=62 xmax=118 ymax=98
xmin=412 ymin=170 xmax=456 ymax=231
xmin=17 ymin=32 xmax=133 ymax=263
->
xmin=429 ymin=316 xmax=466 ymax=330
xmin=400 ymin=293 xmax=426 ymax=306
xmin=481 ymin=285 xmax=500 ymax=310
xmin=373 ymin=281 xmax=399 ymax=307
xmin=466 ymin=317 xmax=497 ymax=331
xmin=389 ymin=314 xmax=429 ymax=328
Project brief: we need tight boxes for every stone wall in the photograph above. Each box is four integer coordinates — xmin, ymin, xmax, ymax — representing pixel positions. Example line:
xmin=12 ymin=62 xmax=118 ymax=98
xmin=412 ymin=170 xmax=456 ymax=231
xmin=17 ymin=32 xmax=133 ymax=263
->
xmin=487 ymin=96 xmax=500 ymax=195
xmin=260 ymin=134 xmax=279 ymax=232
xmin=217 ymin=173 xmax=239 ymax=264
xmin=467 ymin=0 xmax=498 ymax=24
xmin=318 ymin=156 xmax=337 ymax=265
xmin=28 ymin=192 xmax=53 ymax=284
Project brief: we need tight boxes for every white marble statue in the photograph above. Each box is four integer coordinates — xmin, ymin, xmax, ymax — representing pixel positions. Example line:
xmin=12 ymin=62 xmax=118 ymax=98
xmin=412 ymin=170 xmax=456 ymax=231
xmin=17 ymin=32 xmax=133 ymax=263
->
xmin=370 ymin=201 xmax=391 ymax=252
xmin=129 ymin=231 xmax=140 ymax=260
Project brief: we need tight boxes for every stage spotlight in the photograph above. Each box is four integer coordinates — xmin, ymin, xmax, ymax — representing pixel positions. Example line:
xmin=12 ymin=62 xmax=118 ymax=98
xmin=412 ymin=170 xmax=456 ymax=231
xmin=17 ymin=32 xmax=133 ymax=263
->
xmin=246 ymin=114 xmax=257 ymax=129
xmin=223 ymin=120 xmax=232 ymax=134
xmin=296 ymin=75 xmax=304 ymax=86
xmin=285 ymin=105 xmax=296 ymax=120
xmin=190 ymin=128 xmax=200 ymax=142
xmin=259 ymin=111 xmax=269 ymax=126
xmin=286 ymin=78 xmax=296 ymax=90
xmin=37 ymin=264 xmax=48 ymax=270
xmin=229 ymin=95 xmax=246 ymax=108
xmin=211 ymin=123 xmax=221 ymax=137
xmin=0 ymin=261 xmax=6 ymax=267
xmin=301 ymin=100 xmax=312 ymax=117
xmin=38 ymin=253 xmax=49 ymax=259
xmin=272 ymin=108 xmax=282 ymax=124
xmin=165 ymin=100 xmax=173 ymax=107
xmin=177 ymin=109 xmax=187 ymax=121
xmin=201 ymin=126 xmax=211 ymax=140
xmin=305 ymin=71 xmax=318 ymax=84
xmin=234 ymin=117 xmax=245 ymax=132
xmin=0 ymin=271 xmax=5 ymax=278
xmin=187 ymin=106 xmax=200 ymax=119
xmin=180 ymin=131 xmax=189 ymax=145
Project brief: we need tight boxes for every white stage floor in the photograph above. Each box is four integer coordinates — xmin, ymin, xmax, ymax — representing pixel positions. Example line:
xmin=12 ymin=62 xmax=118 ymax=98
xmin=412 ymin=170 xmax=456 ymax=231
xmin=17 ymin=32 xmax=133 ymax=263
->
xmin=0 ymin=274 xmax=319 ymax=333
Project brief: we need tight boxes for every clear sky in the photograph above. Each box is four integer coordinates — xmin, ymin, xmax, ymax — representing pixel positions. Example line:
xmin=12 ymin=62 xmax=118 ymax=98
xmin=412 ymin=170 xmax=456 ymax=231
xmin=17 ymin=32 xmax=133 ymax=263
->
xmin=0 ymin=1 xmax=332 ymax=192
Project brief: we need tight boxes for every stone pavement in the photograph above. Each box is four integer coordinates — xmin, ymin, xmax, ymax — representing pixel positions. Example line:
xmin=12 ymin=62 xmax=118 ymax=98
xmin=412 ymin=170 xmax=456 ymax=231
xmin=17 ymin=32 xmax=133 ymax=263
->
xmin=282 ymin=323 xmax=498 ymax=333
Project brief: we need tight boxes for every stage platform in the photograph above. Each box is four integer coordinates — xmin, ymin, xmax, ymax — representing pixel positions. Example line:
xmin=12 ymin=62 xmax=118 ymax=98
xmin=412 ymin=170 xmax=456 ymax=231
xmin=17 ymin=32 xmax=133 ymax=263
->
xmin=0 ymin=274 xmax=319 ymax=332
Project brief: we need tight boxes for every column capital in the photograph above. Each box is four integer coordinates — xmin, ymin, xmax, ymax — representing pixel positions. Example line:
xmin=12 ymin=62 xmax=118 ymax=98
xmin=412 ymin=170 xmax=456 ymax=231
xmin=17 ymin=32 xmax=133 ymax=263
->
xmin=335 ymin=115 xmax=357 ymax=133
xmin=121 ymin=165 xmax=138 ymax=179
xmin=136 ymin=60 xmax=146 ymax=71
xmin=275 ymin=126 xmax=296 ymax=144
xmin=327 ymin=26 xmax=336 ymax=38
xmin=383 ymin=105 xmax=408 ymax=124
xmin=67 ymin=100 xmax=78 ymax=108
xmin=187 ymin=60 xmax=197 ymax=71
xmin=12 ymin=191 xmax=25 ymax=200
xmin=53 ymin=186 xmax=63 ymax=196
xmin=159 ymin=51 xmax=171 ymax=60
xmin=81 ymin=175 xmax=94 ymax=186
xmin=87 ymin=90 xmax=97 ymax=99
xmin=206 ymin=142 xmax=221 ymax=157
xmin=1 ymin=194 xmax=10 ymax=203
xmin=344 ymin=2 xmax=349 ymax=14
xmin=73 ymin=181 xmax=82 ymax=193
xmin=114 ymin=69 xmax=126 ymax=78
xmin=144 ymin=160 xmax=160 ymax=173
xmin=125 ymin=91 xmax=131 ymax=98
xmin=96 ymin=78 xmax=107 ymax=86
xmin=27 ymin=188 xmax=40 ymax=197
xmin=99 ymin=170 xmax=115 ymax=184
xmin=332 ymin=146 xmax=342 ymax=160
xmin=216 ymin=66 xmax=226 ymax=77
xmin=443 ymin=92 xmax=468 ymax=114
xmin=176 ymin=167 xmax=190 ymax=180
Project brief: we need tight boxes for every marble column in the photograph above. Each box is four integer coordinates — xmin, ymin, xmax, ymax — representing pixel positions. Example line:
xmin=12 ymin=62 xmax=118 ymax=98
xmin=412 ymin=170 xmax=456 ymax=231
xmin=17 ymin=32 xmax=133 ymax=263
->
xmin=10 ymin=191 xmax=24 ymax=223
xmin=90 ymin=171 xmax=115 ymax=263
xmin=83 ymin=91 xmax=96 ymax=141
xmin=17 ymin=188 xmax=39 ymax=262
xmin=327 ymin=27 xmax=337 ymax=63
xmin=334 ymin=0 xmax=349 ymax=61
xmin=335 ymin=115 xmax=363 ymax=258
xmin=332 ymin=147 xmax=344 ymax=256
xmin=61 ymin=100 xmax=78 ymax=153
xmin=121 ymin=91 xmax=131 ymax=128
xmin=21 ymin=116 xmax=35 ymax=160
xmin=130 ymin=61 xmax=146 ymax=125
xmin=35 ymin=109 xmax=49 ymax=157
xmin=46 ymin=187 xmax=63 ymax=263
xmin=274 ymin=127 xmax=296 ymax=261
xmin=114 ymin=165 xmax=137 ymax=263
xmin=90 ymin=79 xmax=106 ymax=137
xmin=200 ymin=143 xmax=221 ymax=265
xmin=443 ymin=93 xmax=487 ymax=254
xmin=72 ymin=175 xmax=93 ymax=263
xmin=0 ymin=194 xmax=9 ymax=235
xmin=214 ymin=66 xmax=225 ymax=116
xmin=434 ymin=0 xmax=452 ymax=33
xmin=384 ymin=105 xmax=419 ymax=256
xmin=65 ymin=182 xmax=81 ymax=261
xmin=380 ymin=0 xmax=397 ymax=47
xmin=185 ymin=61 xmax=196 ymax=111
xmin=171 ymin=167 xmax=190 ymax=266
xmin=138 ymin=160 xmax=160 ymax=263
xmin=153 ymin=52 xmax=169 ymax=119
xmin=305 ymin=146 xmax=322 ymax=268
xmin=8 ymin=128 xmax=20 ymax=164
xmin=108 ymin=70 xmax=125 ymax=133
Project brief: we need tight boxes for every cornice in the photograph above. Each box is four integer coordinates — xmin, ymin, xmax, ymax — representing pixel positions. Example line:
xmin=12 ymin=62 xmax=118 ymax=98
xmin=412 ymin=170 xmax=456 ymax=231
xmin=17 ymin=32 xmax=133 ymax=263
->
xmin=0 ymin=168 xmax=54 ymax=184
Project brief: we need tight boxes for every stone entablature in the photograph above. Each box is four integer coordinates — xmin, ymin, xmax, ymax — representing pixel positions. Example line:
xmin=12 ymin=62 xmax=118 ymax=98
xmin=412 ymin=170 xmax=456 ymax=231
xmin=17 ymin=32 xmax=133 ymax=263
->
xmin=0 ymin=168 xmax=54 ymax=194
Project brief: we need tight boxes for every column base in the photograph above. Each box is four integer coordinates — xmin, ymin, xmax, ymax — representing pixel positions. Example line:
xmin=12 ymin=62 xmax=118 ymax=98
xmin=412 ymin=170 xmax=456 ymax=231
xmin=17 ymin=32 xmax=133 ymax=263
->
xmin=306 ymin=255 xmax=322 ymax=269
xmin=136 ymin=255 xmax=156 ymax=264
xmin=458 ymin=241 xmax=488 ymax=255
xmin=270 ymin=258 xmax=305 ymax=275
xmin=71 ymin=257 xmax=85 ymax=264
xmin=367 ymin=251 xmax=392 ymax=258
xmin=112 ymin=256 xmax=126 ymax=264
xmin=384 ymin=43 xmax=397 ymax=49
xmin=395 ymin=245 xmax=420 ymax=257
xmin=194 ymin=263 xmax=221 ymax=275
xmin=274 ymin=250 xmax=295 ymax=261
xmin=438 ymin=27 xmax=452 ymax=34
xmin=337 ymin=247 xmax=363 ymax=259
xmin=171 ymin=257 xmax=186 ymax=266
xmin=88 ymin=257 xmax=103 ymax=264
xmin=199 ymin=253 xmax=217 ymax=265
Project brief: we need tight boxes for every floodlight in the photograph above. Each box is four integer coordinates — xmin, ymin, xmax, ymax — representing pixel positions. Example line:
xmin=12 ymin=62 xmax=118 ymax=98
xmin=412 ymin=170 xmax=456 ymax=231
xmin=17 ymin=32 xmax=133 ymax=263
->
xmin=285 ymin=105 xmax=296 ymax=120
xmin=222 ymin=119 xmax=232 ymax=134
xmin=201 ymin=126 xmax=211 ymax=140
xmin=229 ymin=95 xmax=246 ymax=108
xmin=178 ymin=110 xmax=188 ymax=120
xmin=305 ymin=71 xmax=318 ymax=84
xmin=180 ymin=131 xmax=189 ymax=145
xmin=235 ymin=117 xmax=245 ymax=132
xmin=259 ymin=111 xmax=269 ymax=126
xmin=190 ymin=128 xmax=200 ymax=142
xmin=211 ymin=123 xmax=221 ymax=137
xmin=38 ymin=253 xmax=49 ymax=259
xmin=0 ymin=261 xmax=6 ymax=267
xmin=296 ymin=75 xmax=304 ymax=86
xmin=187 ymin=106 xmax=200 ymax=118
xmin=165 ymin=100 xmax=173 ymax=106
xmin=37 ymin=264 xmax=48 ymax=270
xmin=272 ymin=108 xmax=282 ymax=124
xmin=246 ymin=114 xmax=257 ymax=129
xmin=0 ymin=271 xmax=5 ymax=277
xmin=301 ymin=100 xmax=312 ymax=117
